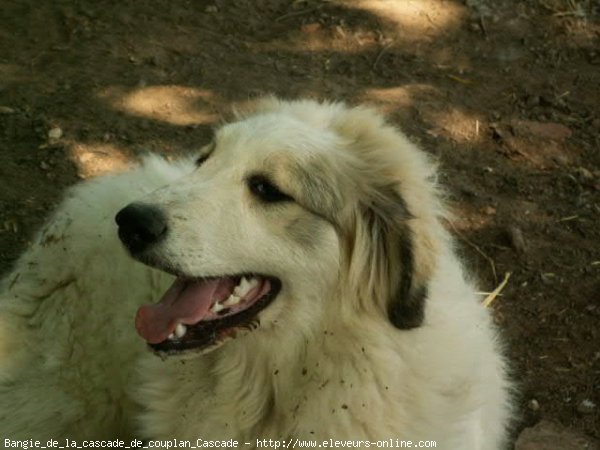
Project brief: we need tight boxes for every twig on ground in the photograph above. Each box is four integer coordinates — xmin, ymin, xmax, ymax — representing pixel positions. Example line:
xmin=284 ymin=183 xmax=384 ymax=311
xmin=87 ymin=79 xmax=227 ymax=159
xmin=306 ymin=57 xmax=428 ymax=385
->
xmin=483 ymin=272 xmax=511 ymax=308
xmin=478 ymin=15 xmax=488 ymax=38
xmin=373 ymin=42 xmax=393 ymax=70
xmin=557 ymin=215 xmax=579 ymax=222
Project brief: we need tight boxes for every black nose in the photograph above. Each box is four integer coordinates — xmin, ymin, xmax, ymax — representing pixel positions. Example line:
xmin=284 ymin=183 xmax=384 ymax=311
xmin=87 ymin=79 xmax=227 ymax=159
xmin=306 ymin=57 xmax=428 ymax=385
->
xmin=115 ymin=203 xmax=168 ymax=253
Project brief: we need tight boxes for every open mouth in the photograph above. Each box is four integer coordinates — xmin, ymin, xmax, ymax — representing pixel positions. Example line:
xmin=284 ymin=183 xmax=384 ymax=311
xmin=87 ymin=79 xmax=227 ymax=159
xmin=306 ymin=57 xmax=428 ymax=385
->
xmin=135 ymin=274 xmax=281 ymax=355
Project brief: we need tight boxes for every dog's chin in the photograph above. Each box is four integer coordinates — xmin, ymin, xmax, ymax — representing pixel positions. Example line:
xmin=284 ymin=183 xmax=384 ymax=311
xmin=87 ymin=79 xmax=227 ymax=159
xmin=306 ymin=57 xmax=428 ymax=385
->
xmin=133 ymin=254 xmax=282 ymax=358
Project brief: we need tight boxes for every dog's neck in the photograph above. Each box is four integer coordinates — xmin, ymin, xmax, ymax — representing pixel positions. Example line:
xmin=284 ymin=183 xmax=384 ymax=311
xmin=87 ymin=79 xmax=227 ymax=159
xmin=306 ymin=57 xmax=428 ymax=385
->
xmin=200 ymin=318 xmax=402 ymax=438
xmin=142 ymin=314 xmax=409 ymax=439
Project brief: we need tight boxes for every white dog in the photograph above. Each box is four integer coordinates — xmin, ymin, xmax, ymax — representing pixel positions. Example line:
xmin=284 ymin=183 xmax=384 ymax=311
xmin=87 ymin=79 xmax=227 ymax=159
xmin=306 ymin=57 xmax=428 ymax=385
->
xmin=0 ymin=99 xmax=513 ymax=448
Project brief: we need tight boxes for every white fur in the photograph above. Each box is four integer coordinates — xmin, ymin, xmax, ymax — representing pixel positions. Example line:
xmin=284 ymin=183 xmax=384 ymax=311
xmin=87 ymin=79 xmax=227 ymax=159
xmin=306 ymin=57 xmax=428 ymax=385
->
xmin=0 ymin=157 xmax=188 ymax=440
xmin=0 ymin=99 xmax=513 ymax=448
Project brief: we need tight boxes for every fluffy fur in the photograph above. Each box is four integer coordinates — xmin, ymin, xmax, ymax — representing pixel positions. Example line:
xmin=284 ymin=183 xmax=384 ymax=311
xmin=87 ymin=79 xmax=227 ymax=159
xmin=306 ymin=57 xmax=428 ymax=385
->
xmin=0 ymin=157 xmax=188 ymax=440
xmin=0 ymin=99 xmax=513 ymax=448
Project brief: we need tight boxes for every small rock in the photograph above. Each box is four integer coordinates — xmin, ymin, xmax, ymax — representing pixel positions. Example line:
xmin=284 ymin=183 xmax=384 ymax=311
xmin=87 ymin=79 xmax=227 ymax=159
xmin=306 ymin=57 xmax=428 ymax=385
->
xmin=577 ymin=399 xmax=596 ymax=415
xmin=575 ymin=167 xmax=594 ymax=181
xmin=540 ymin=273 xmax=555 ymax=285
xmin=515 ymin=420 xmax=599 ymax=450
xmin=468 ymin=22 xmax=481 ymax=33
xmin=483 ymin=206 xmax=496 ymax=215
xmin=525 ymin=95 xmax=541 ymax=108
xmin=528 ymin=399 xmax=540 ymax=411
xmin=204 ymin=5 xmax=218 ymax=13
xmin=0 ymin=106 xmax=16 ymax=114
xmin=48 ymin=127 xmax=63 ymax=140
xmin=508 ymin=226 xmax=527 ymax=255
xmin=40 ymin=161 xmax=50 ymax=170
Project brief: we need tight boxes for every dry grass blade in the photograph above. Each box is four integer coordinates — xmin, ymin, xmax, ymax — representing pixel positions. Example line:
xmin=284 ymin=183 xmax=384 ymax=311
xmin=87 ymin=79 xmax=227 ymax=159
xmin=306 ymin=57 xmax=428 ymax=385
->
xmin=373 ymin=42 xmax=393 ymax=70
xmin=483 ymin=272 xmax=511 ymax=308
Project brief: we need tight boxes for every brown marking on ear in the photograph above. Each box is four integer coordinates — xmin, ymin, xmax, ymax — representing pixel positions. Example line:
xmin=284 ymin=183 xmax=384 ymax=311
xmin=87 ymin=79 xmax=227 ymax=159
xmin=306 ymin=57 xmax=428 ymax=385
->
xmin=298 ymin=99 xmax=440 ymax=329
xmin=362 ymin=188 xmax=429 ymax=330
xmin=388 ymin=230 xmax=428 ymax=329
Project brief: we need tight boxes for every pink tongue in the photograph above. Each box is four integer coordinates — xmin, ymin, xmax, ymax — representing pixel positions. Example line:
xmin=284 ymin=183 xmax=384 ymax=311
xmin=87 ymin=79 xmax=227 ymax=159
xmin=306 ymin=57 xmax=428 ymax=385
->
xmin=135 ymin=277 xmax=236 ymax=344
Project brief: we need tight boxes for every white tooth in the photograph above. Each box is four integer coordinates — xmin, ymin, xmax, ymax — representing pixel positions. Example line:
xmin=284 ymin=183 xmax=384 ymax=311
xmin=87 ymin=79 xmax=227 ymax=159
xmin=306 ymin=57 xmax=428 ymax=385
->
xmin=211 ymin=301 xmax=224 ymax=313
xmin=248 ymin=277 xmax=260 ymax=289
xmin=223 ymin=294 xmax=241 ymax=306
xmin=168 ymin=333 xmax=176 ymax=340
xmin=175 ymin=323 xmax=187 ymax=338
xmin=236 ymin=277 xmax=250 ymax=296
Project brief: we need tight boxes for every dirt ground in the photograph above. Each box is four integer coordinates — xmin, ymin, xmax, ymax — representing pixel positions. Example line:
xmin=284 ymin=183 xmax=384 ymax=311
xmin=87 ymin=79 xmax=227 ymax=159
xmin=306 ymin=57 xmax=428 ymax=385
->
xmin=1 ymin=0 xmax=598 ymax=445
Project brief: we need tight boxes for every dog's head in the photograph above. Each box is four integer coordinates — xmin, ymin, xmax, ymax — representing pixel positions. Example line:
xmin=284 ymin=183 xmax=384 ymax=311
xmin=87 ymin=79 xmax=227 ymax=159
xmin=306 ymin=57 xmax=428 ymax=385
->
xmin=116 ymin=98 xmax=444 ymax=357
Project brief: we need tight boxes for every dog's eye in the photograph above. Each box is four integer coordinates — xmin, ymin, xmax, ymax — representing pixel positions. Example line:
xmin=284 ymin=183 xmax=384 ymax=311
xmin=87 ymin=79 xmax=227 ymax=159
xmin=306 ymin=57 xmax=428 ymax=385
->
xmin=248 ymin=175 xmax=293 ymax=203
xmin=196 ymin=154 xmax=210 ymax=167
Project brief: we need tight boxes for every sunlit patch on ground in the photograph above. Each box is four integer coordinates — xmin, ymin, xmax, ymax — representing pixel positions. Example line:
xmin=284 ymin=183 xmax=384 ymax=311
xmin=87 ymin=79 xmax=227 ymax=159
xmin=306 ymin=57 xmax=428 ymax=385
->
xmin=423 ymin=107 xmax=486 ymax=144
xmin=365 ymin=86 xmax=486 ymax=144
xmin=69 ymin=142 xmax=133 ymax=179
xmin=99 ymin=86 xmax=219 ymax=126
xmin=253 ymin=0 xmax=466 ymax=54
xmin=353 ymin=0 xmax=466 ymax=42
xmin=363 ymin=84 xmax=437 ymax=112
xmin=449 ymin=203 xmax=497 ymax=233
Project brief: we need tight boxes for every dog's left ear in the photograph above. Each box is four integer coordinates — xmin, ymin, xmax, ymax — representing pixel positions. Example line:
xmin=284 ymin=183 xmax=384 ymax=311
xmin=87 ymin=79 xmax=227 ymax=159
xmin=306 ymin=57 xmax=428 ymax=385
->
xmin=359 ymin=188 xmax=431 ymax=330
xmin=328 ymin=102 xmax=442 ymax=330
xmin=387 ymin=218 xmax=428 ymax=330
